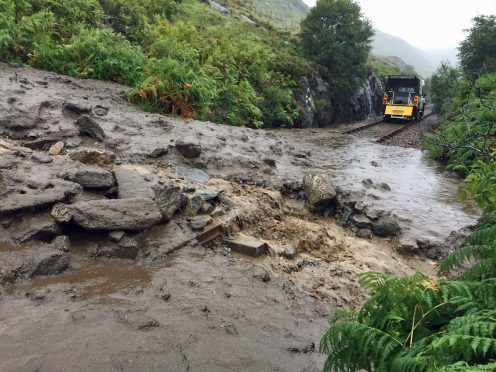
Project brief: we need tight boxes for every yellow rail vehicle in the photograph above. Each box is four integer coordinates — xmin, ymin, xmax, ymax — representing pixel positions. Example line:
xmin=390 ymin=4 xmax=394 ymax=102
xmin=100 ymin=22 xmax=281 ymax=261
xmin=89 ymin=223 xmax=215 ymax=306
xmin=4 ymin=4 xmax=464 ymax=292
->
xmin=383 ymin=75 xmax=425 ymax=121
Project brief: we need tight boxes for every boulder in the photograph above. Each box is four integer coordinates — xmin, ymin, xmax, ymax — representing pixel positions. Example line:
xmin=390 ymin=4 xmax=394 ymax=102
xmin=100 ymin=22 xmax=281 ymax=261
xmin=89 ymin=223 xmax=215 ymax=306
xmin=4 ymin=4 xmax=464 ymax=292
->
xmin=303 ymin=173 xmax=336 ymax=208
xmin=114 ymin=168 xmax=154 ymax=199
xmin=75 ymin=115 xmax=106 ymax=141
xmin=64 ymin=166 xmax=115 ymax=190
xmin=52 ymin=198 xmax=162 ymax=231
xmin=175 ymin=139 xmax=201 ymax=158
xmin=150 ymin=179 xmax=182 ymax=221
xmin=148 ymin=147 xmax=168 ymax=158
xmin=0 ymin=179 xmax=82 ymax=215
xmin=372 ymin=216 xmax=400 ymax=237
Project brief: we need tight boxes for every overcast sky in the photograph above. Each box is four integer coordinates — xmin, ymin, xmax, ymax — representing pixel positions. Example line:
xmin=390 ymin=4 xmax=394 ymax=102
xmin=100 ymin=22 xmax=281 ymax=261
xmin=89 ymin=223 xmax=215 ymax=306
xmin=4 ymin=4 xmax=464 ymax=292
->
xmin=301 ymin=0 xmax=496 ymax=50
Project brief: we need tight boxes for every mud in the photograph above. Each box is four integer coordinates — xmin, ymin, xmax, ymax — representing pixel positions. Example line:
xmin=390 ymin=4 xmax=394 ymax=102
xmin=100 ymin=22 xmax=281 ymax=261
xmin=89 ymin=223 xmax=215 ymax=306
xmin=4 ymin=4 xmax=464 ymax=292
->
xmin=0 ymin=63 xmax=480 ymax=371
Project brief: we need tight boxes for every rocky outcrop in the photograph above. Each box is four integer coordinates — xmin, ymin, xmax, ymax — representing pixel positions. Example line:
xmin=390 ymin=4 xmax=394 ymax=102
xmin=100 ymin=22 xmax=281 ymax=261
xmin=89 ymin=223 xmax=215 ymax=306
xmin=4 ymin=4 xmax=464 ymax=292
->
xmin=51 ymin=198 xmax=163 ymax=231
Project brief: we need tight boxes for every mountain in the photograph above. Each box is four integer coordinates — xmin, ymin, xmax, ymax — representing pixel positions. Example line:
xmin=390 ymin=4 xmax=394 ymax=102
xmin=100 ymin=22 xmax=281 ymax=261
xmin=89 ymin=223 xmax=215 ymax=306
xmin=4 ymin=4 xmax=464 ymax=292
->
xmin=423 ymin=48 xmax=459 ymax=68
xmin=371 ymin=30 xmax=435 ymax=77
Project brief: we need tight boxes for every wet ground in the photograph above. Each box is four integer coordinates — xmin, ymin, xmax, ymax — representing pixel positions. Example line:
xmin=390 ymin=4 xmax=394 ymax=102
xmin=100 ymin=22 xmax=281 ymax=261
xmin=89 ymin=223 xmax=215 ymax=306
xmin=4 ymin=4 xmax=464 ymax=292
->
xmin=0 ymin=63 xmax=480 ymax=371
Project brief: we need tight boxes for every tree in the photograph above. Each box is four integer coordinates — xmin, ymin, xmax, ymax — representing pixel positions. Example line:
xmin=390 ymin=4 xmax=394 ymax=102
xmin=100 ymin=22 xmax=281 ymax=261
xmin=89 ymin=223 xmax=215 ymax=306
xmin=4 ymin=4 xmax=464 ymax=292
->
xmin=299 ymin=0 xmax=373 ymax=100
xmin=429 ymin=62 xmax=461 ymax=114
xmin=458 ymin=15 xmax=496 ymax=77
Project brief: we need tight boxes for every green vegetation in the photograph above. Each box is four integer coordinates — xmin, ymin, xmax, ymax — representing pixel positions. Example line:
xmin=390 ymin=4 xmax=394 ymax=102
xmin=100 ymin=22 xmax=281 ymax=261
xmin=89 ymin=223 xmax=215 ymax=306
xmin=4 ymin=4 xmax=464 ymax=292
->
xmin=367 ymin=55 xmax=418 ymax=81
xmin=300 ymin=0 xmax=373 ymax=101
xmin=321 ymin=16 xmax=496 ymax=372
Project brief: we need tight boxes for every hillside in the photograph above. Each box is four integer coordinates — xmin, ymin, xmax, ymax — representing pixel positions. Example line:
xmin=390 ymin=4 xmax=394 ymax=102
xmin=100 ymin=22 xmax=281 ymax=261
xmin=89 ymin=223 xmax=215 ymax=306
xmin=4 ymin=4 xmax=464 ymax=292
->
xmin=371 ymin=29 xmax=435 ymax=77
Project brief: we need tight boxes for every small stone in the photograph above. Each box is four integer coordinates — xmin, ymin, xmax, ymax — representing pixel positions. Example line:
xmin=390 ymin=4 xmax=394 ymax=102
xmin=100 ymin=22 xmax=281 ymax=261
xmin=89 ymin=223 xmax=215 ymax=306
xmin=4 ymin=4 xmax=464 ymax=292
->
xmin=32 ymin=154 xmax=53 ymax=164
xmin=175 ymin=167 xmax=209 ymax=184
xmin=283 ymin=245 xmax=296 ymax=259
xmin=362 ymin=179 xmax=373 ymax=187
xmin=175 ymin=139 xmax=201 ymax=158
xmin=350 ymin=214 xmax=371 ymax=228
xmin=355 ymin=228 xmax=373 ymax=239
xmin=378 ymin=182 xmax=391 ymax=192
xmin=48 ymin=141 xmax=65 ymax=156
xmin=263 ymin=158 xmax=276 ymax=167
xmin=148 ymin=147 xmax=168 ymax=158
xmin=251 ymin=266 xmax=271 ymax=283
xmin=210 ymin=206 xmax=225 ymax=217
xmin=108 ymin=231 xmax=125 ymax=242
xmin=53 ymin=235 xmax=71 ymax=252
xmin=372 ymin=216 xmax=400 ymax=237
xmin=224 ymin=322 xmax=238 ymax=335
xmin=76 ymin=115 xmax=106 ymax=141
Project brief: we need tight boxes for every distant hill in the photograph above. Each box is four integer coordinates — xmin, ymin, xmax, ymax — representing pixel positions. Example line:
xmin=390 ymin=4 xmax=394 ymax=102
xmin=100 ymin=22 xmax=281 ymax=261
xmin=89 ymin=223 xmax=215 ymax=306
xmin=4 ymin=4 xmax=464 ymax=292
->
xmin=371 ymin=30 xmax=435 ymax=77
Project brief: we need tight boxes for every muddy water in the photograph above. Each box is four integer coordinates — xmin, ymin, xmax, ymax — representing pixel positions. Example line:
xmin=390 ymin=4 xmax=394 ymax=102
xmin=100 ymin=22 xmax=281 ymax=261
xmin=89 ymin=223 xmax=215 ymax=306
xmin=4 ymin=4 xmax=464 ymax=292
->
xmin=272 ymin=128 xmax=479 ymax=244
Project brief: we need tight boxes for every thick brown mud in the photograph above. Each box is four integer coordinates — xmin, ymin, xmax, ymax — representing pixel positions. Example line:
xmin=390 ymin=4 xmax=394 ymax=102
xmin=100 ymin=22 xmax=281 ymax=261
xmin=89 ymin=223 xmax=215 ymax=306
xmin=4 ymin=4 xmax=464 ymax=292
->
xmin=0 ymin=63 xmax=480 ymax=371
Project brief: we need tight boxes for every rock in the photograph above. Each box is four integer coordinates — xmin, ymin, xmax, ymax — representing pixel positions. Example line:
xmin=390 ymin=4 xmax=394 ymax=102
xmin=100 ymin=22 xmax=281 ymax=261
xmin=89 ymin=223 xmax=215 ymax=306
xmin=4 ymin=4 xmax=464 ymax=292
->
xmin=62 ymin=102 xmax=92 ymax=117
xmin=114 ymin=168 xmax=154 ymax=199
xmin=196 ymin=188 xmax=220 ymax=201
xmin=51 ymin=203 xmax=72 ymax=223
xmin=355 ymin=228 xmax=373 ymax=239
xmin=378 ymin=182 xmax=391 ymax=192
xmin=372 ymin=216 xmax=400 ymax=237
xmin=89 ymin=237 xmax=139 ymax=259
xmin=0 ymin=246 xmax=69 ymax=284
xmin=150 ymin=179 xmax=182 ymax=221
xmin=52 ymin=198 xmax=162 ymax=231
xmin=362 ymin=178 xmax=373 ymax=188
xmin=303 ymin=173 xmax=336 ymax=208
xmin=48 ymin=141 xmax=64 ymax=155
xmin=10 ymin=212 xmax=61 ymax=243
xmin=224 ymin=322 xmax=238 ymax=335
xmin=397 ymin=236 xmax=418 ymax=253
xmin=69 ymin=147 xmax=115 ymax=166
xmin=0 ymin=179 xmax=82 ymax=215
xmin=23 ymin=136 xmax=63 ymax=151
xmin=207 ymin=0 xmax=230 ymax=16
xmin=251 ymin=266 xmax=271 ymax=283
xmin=189 ymin=215 xmax=213 ymax=231
xmin=175 ymin=167 xmax=209 ymax=184
xmin=263 ymin=158 xmax=276 ymax=167
xmin=75 ymin=115 xmax=106 ymax=141
xmin=108 ymin=230 xmax=125 ymax=242
xmin=148 ymin=147 xmax=168 ymax=158
xmin=175 ymin=139 xmax=201 ymax=158
xmin=200 ymin=202 xmax=212 ymax=214
xmin=210 ymin=206 xmax=225 ymax=217
xmin=350 ymin=214 xmax=371 ymax=228
xmin=53 ymin=235 xmax=71 ymax=252
xmin=93 ymin=105 xmax=108 ymax=117
xmin=283 ymin=245 xmax=296 ymax=259
xmin=64 ymin=166 xmax=115 ymax=190
xmin=0 ymin=114 xmax=36 ymax=130
xmin=31 ymin=154 xmax=53 ymax=164
xmin=288 ymin=342 xmax=315 ymax=354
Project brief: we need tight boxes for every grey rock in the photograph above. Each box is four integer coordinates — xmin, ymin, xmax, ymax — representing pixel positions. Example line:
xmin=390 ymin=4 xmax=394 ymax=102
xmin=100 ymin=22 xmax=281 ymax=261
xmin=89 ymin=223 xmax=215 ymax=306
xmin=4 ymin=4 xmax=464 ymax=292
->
xmin=263 ymin=158 xmax=276 ymax=167
xmin=53 ymin=235 xmax=71 ymax=252
xmin=283 ymin=245 xmax=296 ymax=259
xmin=75 ymin=115 xmax=106 ymax=141
xmin=355 ymin=228 xmax=373 ymax=239
xmin=150 ymin=179 xmax=182 ymax=221
xmin=175 ymin=167 xmax=209 ymax=184
xmin=23 ymin=136 xmax=63 ymax=151
xmin=0 ymin=179 xmax=82 ymax=215
xmin=89 ymin=237 xmax=139 ymax=259
xmin=0 ymin=114 xmax=36 ymax=130
xmin=207 ymin=0 xmax=230 ymax=16
xmin=62 ymin=102 xmax=92 ymax=117
xmin=303 ymin=173 xmax=336 ymax=208
xmin=350 ymin=214 xmax=371 ymax=228
xmin=108 ymin=230 xmax=126 ymax=242
xmin=372 ymin=216 xmax=400 ymax=237
xmin=53 ymin=198 xmax=162 ymax=231
xmin=251 ymin=266 xmax=271 ymax=283
xmin=175 ymin=139 xmax=201 ymax=158
xmin=148 ymin=147 xmax=168 ymax=158
xmin=64 ymin=166 xmax=115 ymax=190
xmin=210 ymin=206 xmax=225 ymax=217
xmin=189 ymin=215 xmax=213 ymax=231
xmin=114 ymin=168 xmax=154 ymax=199
xmin=196 ymin=188 xmax=220 ymax=201
xmin=378 ymin=182 xmax=391 ymax=192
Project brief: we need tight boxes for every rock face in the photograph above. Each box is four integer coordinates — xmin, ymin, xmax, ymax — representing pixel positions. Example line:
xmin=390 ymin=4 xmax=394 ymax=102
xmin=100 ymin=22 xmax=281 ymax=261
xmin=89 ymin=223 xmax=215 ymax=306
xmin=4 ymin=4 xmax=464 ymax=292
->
xmin=75 ymin=115 xmax=106 ymax=141
xmin=175 ymin=139 xmax=201 ymax=158
xmin=372 ymin=216 xmax=400 ymax=237
xmin=52 ymin=198 xmax=162 ymax=231
xmin=303 ymin=173 xmax=336 ymax=208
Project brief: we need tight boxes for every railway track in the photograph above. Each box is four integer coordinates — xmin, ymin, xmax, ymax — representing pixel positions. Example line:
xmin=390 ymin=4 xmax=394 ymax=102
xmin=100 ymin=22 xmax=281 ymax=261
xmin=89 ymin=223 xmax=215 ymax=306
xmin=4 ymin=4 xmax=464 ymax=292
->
xmin=342 ymin=112 xmax=434 ymax=143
